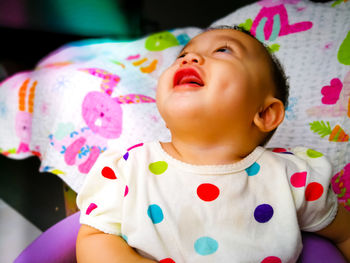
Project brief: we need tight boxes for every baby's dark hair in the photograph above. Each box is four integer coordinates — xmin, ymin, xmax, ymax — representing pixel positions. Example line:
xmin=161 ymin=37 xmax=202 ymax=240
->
xmin=206 ymin=25 xmax=290 ymax=145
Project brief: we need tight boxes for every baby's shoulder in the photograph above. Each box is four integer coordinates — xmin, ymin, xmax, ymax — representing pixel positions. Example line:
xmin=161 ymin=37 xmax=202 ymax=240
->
xmin=264 ymin=146 xmax=332 ymax=177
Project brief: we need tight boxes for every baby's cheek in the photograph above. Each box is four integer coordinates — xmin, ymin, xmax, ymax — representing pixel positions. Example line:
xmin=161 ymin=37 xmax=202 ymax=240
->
xmin=159 ymin=66 xmax=174 ymax=83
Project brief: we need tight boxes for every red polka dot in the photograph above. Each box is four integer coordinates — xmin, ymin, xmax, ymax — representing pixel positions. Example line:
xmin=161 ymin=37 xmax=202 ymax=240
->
xmin=101 ymin=166 xmax=117 ymax=179
xmin=272 ymin=148 xmax=287 ymax=153
xmin=305 ymin=182 xmax=324 ymax=201
xmin=197 ymin=183 xmax=220 ymax=202
xmin=160 ymin=258 xmax=175 ymax=263
xmin=290 ymin=171 xmax=307 ymax=188
xmin=86 ymin=203 xmax=97 ymax=215
xmin=261 ymin=256 xmax=282 ymax=263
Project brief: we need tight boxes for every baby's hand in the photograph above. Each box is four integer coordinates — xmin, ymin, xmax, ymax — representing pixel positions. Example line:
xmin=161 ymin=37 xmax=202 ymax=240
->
xmin=77 ymin=224 xmax=158 ymax=263
xmin=316 ymin=204 xmax=350 ymax=261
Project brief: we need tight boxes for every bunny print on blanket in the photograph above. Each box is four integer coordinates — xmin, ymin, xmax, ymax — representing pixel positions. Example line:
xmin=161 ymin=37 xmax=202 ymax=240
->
xmin=50 ymin=68 xmax=156 ymax=174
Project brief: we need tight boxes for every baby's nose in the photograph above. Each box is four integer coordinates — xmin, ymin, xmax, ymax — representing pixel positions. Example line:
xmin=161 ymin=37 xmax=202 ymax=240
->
xmin=181 ymin=53 xmax=203 ymax=65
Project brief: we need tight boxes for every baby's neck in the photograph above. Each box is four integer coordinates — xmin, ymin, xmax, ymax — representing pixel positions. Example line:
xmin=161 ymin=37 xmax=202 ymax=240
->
xmin=161 ymin=140 xmax=257 ymax=165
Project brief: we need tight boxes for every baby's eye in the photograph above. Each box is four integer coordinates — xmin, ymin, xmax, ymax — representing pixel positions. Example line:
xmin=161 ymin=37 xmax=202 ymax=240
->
xmin=215 ymin=46 xmax=232 ymax=53
xmin=177 ymin=53 xmax=186 ymax=59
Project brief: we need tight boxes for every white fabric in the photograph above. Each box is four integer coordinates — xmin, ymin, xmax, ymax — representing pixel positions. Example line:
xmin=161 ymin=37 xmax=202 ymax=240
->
xmin=77 ymin=142 xmax=338 ymax=263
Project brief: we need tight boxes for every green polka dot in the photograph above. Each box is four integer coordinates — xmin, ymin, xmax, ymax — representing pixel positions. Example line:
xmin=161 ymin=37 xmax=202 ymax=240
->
xmin=306 ymin=149 xmax=323 ymax=158
xmin=338 ymin=31 xmax=350 ymax=65
xmin=149 ymin=161 xmax=168 ymax=175
xmin=239 ymin=18 xmax=253 ymax=31
xmin=145 ymin=31 xmax=179 ymax=51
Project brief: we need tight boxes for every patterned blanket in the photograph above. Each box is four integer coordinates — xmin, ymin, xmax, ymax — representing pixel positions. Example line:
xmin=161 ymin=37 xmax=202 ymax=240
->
xmin=0 ymin=0 xmax=349 ymax=210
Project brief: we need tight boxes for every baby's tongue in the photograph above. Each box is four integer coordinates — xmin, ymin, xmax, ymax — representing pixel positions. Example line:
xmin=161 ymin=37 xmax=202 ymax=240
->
xmin=179 ymin=75 xmax=203 ymax=86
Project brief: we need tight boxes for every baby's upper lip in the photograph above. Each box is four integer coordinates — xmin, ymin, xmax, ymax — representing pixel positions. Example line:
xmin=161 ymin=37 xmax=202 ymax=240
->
xmin=173 ymin=68 xmax=204 ymax=87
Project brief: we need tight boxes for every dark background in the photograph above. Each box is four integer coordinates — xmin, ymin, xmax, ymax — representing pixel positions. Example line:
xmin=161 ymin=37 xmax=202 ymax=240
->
xmin=0 ymin=0 xmax=331 ymax=231
xmin=0 ymin=0 xmax=256 ymax=78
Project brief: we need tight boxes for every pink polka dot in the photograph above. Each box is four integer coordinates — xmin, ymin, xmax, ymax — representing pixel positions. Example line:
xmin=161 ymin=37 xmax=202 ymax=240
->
xmin=261 ymin=256 xmax=282 ymax=263
xmin=305 ymin=182 xmax=324 ymax=201
xmin=160 ymin=258 xmax=176 ymax=263
xmin=124 ymin=185 xmax=129 ymax=197
xmin=197 ymin=183 xmax=220 ymax=202
xmin=290 ymin=171 xmax=307 ymax=188
xmin=101 ymin=166 xmax=117 ymax=179
xmin=86 ymin=203 xmax=97 ymax=215
xmin=127 ymin=143 xmax=144 ymax=151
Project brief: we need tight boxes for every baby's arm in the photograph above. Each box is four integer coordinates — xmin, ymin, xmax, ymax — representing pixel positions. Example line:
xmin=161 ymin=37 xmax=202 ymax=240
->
xmin=315 ymin=204 xmax=350 ymax=261
xmin=76 ymin=224 xmax=157 ymax=263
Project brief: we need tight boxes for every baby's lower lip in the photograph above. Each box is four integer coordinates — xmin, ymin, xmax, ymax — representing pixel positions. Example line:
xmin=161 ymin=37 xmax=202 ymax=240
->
xmin=173 ymin=83 xmax=203 ymax=90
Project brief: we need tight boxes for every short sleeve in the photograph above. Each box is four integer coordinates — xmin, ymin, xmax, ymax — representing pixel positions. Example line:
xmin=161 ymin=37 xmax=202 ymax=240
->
xmin=76 ymin=149 xmax=127 ymax=235
xmin=286 ymin=147 xmax=338 ymax=232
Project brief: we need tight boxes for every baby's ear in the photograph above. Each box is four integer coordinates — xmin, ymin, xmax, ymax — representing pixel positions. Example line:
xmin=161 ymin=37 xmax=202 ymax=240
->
xmin=253 ymin=98 xmax=285 ymax=132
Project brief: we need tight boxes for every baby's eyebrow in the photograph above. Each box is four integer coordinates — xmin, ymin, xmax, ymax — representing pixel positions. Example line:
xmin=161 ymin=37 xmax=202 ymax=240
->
xmin=215 ymin=35 xmax=246 ymax=53
xmin=177 ymin=34 xmax=248 ymax=58
xmin=179 ymin=42 xmax=192 ymax=55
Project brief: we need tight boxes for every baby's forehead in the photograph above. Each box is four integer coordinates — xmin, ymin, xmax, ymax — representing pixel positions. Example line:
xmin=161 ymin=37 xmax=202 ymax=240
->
xmin=184 ymin=29 xmax=267 ymax=56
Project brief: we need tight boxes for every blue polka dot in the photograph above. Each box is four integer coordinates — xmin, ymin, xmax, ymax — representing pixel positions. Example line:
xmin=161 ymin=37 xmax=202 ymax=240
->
xmin=194 ymin=236 xmax=218 ymax=256
xmin=122 ymin=234 xmax=128 ymax=242
xmin=245 ymin=162 xmax=260 ymax=176
xmin=254 ymin=204 xmax=274 ymax=223
xmin=176 ymin=34 xmax=190 ymax=45
xmin=147 ymin=204 xmax=164 ymax=224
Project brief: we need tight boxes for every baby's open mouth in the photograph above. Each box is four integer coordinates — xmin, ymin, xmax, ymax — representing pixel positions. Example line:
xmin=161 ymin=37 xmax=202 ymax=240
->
xmin=173 ymin=68 xmax=204 ymax=88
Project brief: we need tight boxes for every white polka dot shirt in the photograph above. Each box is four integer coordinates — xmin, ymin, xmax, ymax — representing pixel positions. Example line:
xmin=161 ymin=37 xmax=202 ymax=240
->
xmin=77 ymin=142 xmax=338 ymax=263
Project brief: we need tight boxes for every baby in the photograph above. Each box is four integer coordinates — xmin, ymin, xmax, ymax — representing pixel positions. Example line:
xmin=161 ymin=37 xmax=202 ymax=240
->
xmin=76 ymin=26 xmax=350 ymax=262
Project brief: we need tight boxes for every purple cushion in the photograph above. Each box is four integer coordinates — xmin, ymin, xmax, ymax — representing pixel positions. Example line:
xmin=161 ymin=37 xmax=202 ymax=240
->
xmin=15 ymin=212 xmax=346 ymax=263
xmin=298 ymin=232 xmax=346 ymax=263
xmin=14 ymin=212 xmax=80 ymax=263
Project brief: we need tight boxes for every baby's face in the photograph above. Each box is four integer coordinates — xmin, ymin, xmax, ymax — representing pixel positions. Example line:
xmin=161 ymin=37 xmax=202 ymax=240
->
xmin=156 ymin=29 xmax=275 ymax=136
